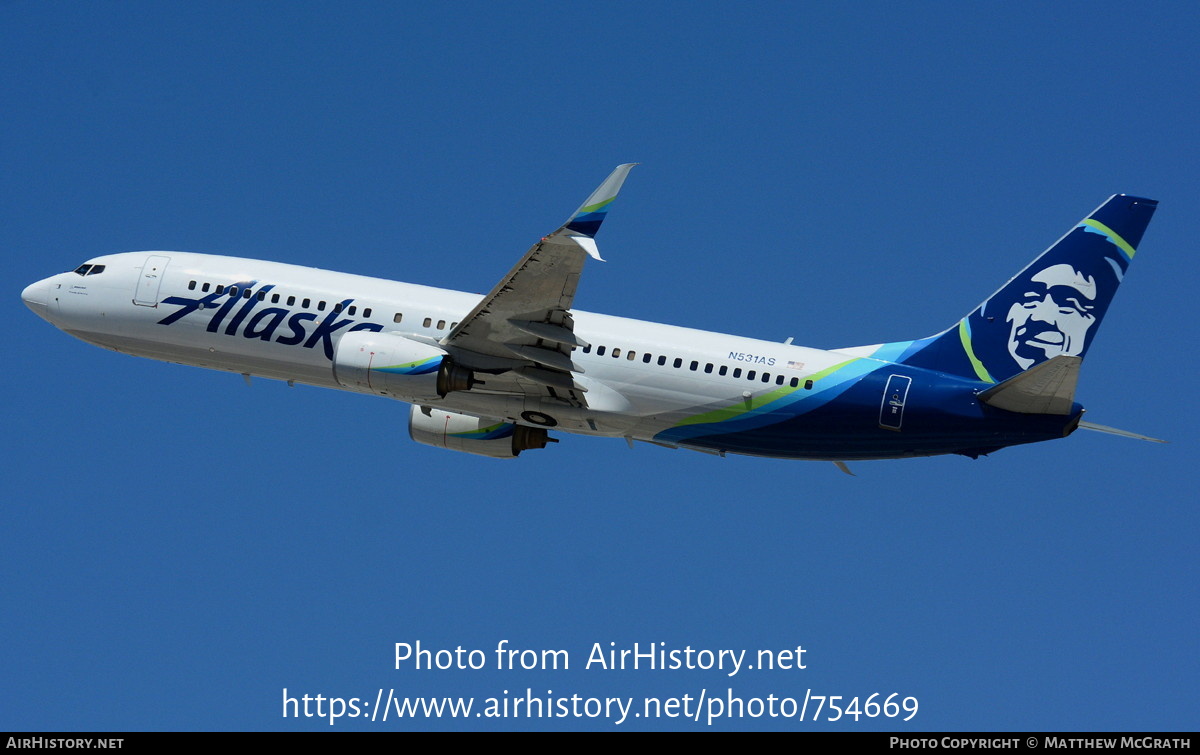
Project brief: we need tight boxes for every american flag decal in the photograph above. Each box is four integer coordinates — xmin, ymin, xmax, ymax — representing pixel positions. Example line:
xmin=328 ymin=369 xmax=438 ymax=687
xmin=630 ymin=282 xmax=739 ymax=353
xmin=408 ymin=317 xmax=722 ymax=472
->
xmin=788 ymin=361 xmax=805 ymax=370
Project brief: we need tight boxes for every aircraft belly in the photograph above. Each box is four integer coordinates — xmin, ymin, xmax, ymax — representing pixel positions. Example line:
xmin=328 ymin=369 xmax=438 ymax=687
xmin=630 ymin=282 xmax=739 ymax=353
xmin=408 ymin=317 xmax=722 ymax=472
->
xmin=433 ymin=392 xmax=639 ymax=436
xmin=64 ymin=329 xmax=337 ymax=388
xmin=663 ymin=409 xmax=1073 ymax=460
xmin=648 ymin=365 xmax=1075 ymax=460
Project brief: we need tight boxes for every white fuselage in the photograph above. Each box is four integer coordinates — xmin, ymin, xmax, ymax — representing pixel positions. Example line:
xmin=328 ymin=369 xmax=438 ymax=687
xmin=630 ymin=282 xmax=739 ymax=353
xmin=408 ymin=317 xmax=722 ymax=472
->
xmin=24 ymin=251 xmax=860 ymax=447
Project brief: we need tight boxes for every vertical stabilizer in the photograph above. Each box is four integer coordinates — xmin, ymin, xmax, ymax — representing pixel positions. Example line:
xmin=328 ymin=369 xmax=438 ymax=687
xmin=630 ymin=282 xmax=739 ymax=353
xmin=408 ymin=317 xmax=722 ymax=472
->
xmin=878 ymin=195 xmax=1157 ymax=383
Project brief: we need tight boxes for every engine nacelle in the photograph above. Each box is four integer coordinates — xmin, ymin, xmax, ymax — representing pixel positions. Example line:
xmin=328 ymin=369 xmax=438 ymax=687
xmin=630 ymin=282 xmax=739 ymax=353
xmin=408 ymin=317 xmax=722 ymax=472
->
xmin=333 ymin=331 xmax=475 ymax=401
xmin=408 ymin=405 xmax=553 ymax=458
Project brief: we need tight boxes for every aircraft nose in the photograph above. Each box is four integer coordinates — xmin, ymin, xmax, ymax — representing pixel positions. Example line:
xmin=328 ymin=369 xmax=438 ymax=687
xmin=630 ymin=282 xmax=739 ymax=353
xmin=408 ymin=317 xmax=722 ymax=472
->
xmin=21 ymin=278 xmax=51 ymax=316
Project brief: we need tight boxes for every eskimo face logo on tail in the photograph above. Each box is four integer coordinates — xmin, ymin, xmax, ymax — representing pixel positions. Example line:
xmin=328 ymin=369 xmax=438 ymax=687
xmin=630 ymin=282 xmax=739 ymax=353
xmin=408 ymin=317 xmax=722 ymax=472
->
xmin=1004 ymin=263 xmax=1098 ymax=370
xmin=156 ymin=281 xmax=383 ymax=360
xmin=967 ymin=229 xmax=1129 ymax=380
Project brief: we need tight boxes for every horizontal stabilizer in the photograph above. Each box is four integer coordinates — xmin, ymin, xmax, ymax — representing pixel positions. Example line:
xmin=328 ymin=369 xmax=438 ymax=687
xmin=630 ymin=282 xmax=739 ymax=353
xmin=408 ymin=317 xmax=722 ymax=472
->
xmin=1077 ymin=421 xmax=1166 ymax=443
xmin=978 ymin=355 xmax=1080 ymax=415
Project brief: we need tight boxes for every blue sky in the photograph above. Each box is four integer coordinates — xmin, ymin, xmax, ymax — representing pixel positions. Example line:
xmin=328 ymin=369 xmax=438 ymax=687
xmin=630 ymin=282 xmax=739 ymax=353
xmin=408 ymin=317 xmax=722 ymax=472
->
xmin=3 ymin=1 xmax=1196 ymax=731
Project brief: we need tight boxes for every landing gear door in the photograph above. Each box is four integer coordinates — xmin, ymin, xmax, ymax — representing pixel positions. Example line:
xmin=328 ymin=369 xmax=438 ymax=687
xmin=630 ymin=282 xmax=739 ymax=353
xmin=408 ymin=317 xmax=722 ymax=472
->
xmin=879 ymin=374 xmax=912 ymax=431
xmin=134 ymin=255 xmax=171 ymax=307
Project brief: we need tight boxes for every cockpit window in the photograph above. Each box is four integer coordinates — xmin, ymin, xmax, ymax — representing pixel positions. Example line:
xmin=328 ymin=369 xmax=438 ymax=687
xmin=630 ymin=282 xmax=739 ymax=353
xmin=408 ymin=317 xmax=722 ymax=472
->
xmin=88 ymin=265 xmax=105 ymax=275
xmin=74 ymin=264 xmax=92 ymax=276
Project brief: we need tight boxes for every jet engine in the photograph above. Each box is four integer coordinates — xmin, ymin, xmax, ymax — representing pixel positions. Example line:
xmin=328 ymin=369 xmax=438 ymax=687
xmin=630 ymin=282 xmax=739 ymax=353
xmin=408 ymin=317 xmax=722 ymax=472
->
xmin=408 ymin=405 xmax=554 ymax=458
xmin=333 ymin=331 xmax=475 ymax=401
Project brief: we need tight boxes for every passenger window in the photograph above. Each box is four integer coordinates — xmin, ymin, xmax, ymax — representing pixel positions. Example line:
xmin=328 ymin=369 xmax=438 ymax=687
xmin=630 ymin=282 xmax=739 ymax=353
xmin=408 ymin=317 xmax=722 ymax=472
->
xmin=626 ymin=351 xmax=636 ymax=361
xmin=334 ymin=302 xmax=342 ymax=313
xmin=733 ymin=368 xmax=742 ymax=378
xmin=451 ymin=322 xmax=458 ymax=329
xmin=582 ymin=344 xmax=592 ymax=354
xmin=364 ymin=308 xmax=372 ymax=318
xmin=348 ymin=305 xmax=356 ymax=315
xmin=302 ymin=298 xmax=311 ymax=308
xmin=804 ymin=379 xmax=814 ymax=390
xmin=748 ymin=370 xmax=756 ymax=380
xmin=612 ymin=348 xmax=621 ymax=358
xmin=704 ymin=363 xmax=713 ymax=373
xmin=423 ymin=317 xmax=432 ymax=328
xmin=437 ymin=320 xmax=446 ymax=330
xmin=719 ymin=365 xmax=728 ymax=376
xmin=317 ymin=300 xmax=326 ymax=311
xmin=272 ymin=293 xmax=280 ymax=304
xmin=790 ymin=377 xmax=799 ymax=388
xmin=393 ymin=313 xmax=403 ymax=323
xmin=202 ymin=283 xmax=211 ymax=292
xmin=776 ymin=374 xmax=785 ymax=385
xmin=689 ymin=360 xmax=698 ymax=371
xmin=762 ymin=373 xmax=771 ymax=383
xmin=228 ymin=286 xmax=238 ymax=297
xmin=642 ymin=353 xmax=652 ymax=364
xmin=243 ymin=289 xmax=252 ymax=299
xmin=597 ymin=346 xmax=606 ymax=356
xmin=216 ymin=285 xmax=225 ymax=295
xmin=257 ymin=290 xmax=266 ymax=301
xmin=657 ymin=355 xmax=666 ymax=366
xmin=287 ymin=296 xmax=296 ymax=306
xmin=188 ymin=280 xmax=197 ymax=290
xmin=673 ymin=358 xmax=682 ymax=368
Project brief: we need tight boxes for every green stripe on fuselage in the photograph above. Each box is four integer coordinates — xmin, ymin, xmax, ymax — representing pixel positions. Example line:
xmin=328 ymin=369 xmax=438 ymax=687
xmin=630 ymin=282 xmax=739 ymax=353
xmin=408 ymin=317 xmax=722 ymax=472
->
xmin=673 ymin=358 xmax=859 ymax=428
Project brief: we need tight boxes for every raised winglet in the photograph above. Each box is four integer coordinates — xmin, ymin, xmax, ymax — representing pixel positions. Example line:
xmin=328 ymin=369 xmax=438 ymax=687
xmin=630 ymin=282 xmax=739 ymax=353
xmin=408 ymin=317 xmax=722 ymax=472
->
xmin=564 ymin=163 xmax=638 ymax=239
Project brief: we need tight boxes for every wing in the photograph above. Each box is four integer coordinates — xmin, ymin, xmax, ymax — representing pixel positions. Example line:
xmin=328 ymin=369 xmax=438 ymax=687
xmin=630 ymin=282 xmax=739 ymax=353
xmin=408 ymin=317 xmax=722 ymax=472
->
xmin=439 ymin=164 xmax=636 ymax=405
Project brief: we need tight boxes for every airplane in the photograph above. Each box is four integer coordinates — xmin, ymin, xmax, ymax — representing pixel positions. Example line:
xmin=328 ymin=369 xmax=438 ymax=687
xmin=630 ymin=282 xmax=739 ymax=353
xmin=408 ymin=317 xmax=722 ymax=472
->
xmin=21 ymin=165 xmax=1164 ymax=469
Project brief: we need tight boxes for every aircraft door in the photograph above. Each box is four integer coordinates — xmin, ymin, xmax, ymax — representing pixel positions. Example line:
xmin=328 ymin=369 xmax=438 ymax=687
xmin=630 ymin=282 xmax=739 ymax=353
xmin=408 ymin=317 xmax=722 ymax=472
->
xmin=879 ymin=374 xmax=912 ymax=431
xmin=134 ymin=255 xmax=171 ymax=307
